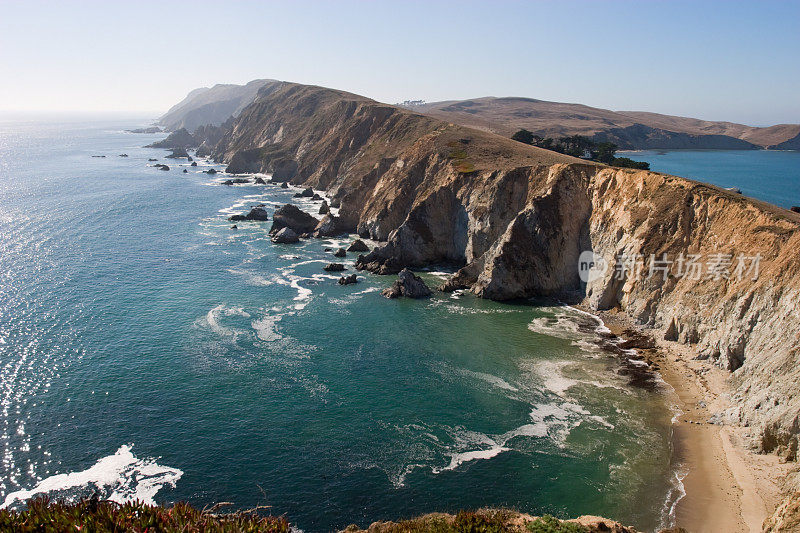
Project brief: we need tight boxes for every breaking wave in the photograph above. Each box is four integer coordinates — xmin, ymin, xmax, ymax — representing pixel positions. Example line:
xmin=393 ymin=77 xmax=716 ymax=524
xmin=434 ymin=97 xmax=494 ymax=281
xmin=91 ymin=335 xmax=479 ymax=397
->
xmin=1 ymin=445 xmax=182 ymax=509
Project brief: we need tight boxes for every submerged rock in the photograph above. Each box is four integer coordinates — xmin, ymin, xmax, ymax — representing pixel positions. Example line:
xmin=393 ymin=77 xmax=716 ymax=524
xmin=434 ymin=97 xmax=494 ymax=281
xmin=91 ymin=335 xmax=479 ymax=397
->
xmin=228 ymin=206 xmax=269 ymax=222
xmin=206 ymin=168 xmax=217 ymax=175
xmin=270 ymin=204 xmax=319 ymax=235
xmin=338 ymin=273 xmax=358 ymax=285
xmin=118 ymin=154 xmax=128 ymax=157
xmin=148 ymin=158 xmax=158 ymax=161
xmin=271 ymin=227 xmax=299 ymax=244
xmin=347 ymin=239 xmax=370 ymax=253
xmin=381 ymin=268 xmax=432 ymax=299
xmin=323 ymin=263 xmax=346 ymax=272
xmin=334 ymin=248 xmax=347 ymax=258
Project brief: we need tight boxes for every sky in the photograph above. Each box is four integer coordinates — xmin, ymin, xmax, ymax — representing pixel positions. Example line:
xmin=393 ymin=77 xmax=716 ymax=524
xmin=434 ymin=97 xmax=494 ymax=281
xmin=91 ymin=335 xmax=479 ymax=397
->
xmin=0 ymin=0 xmax=798 ymax=125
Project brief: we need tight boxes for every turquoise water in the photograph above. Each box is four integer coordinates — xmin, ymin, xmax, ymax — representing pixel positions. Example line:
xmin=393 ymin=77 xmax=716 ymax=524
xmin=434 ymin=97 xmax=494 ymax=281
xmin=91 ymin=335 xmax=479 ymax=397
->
xmin=0 ymin=119 xmax=678 ymax=531
xmin=618 ymin=149 xmax=800 ymax=209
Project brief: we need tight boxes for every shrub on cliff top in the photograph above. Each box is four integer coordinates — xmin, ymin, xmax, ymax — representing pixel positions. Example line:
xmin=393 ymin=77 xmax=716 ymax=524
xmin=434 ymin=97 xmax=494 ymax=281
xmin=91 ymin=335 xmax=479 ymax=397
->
xmin=0 ymin=496 xmax=290 ymax=533
xmin=527 ymin=515 xmax=588 ymax=533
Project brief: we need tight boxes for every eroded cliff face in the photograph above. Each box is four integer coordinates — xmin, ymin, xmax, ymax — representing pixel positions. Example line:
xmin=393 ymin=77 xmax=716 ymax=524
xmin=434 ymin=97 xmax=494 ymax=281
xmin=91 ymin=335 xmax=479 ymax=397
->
xmin=206 ymin=82 xmax=800 ymax=459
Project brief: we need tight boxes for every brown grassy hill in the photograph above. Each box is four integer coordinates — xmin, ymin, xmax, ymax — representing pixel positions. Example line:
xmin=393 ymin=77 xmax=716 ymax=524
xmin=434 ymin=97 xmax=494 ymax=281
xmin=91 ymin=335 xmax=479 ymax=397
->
xmin=414 ymin=97 xmax=800 ymax=150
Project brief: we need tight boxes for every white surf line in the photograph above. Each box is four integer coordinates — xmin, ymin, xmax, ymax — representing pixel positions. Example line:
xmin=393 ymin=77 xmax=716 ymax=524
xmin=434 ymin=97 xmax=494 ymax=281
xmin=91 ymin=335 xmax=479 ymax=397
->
xmin=1 ymin=444 xmax=182 ymax=509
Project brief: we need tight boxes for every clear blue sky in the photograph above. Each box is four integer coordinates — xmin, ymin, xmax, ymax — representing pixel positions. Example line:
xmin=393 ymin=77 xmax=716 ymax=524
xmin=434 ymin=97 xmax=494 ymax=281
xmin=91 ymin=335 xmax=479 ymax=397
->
xmin=1 ymin=0 xmax=798 ymax=125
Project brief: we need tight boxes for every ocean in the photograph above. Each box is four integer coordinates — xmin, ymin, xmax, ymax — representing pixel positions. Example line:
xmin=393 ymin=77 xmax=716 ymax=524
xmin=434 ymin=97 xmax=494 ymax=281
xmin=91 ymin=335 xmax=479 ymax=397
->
xmin=618 ymin=149 xmax=800 ymax=209
xmin=0 ymin=118 xmax=684 ymax=532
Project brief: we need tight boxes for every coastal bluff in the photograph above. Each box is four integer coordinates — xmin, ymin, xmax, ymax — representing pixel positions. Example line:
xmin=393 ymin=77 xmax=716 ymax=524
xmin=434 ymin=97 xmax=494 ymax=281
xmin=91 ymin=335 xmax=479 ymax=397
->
xmin=176 ymin=80 xmax=799 ymax=521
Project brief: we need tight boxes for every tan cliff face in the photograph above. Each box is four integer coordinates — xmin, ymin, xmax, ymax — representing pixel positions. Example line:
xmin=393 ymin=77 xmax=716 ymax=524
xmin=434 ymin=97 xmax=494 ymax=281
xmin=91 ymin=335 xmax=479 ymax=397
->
xmin=207 ymin=82 xmax=800 ymax=461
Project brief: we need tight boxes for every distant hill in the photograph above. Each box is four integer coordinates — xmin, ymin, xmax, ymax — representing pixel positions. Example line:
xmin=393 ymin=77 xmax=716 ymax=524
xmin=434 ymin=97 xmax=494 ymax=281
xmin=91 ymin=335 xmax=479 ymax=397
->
xmin=411 ymin=97 xmax=800 ymax=150
xmin=158 ymin=79 xmax=279 ymax=131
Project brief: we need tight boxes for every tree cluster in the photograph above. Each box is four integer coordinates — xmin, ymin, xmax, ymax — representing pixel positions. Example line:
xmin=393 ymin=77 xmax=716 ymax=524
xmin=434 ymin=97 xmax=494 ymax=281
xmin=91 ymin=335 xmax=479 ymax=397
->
xmin=511 ymin=129 xmax=650 ymax=170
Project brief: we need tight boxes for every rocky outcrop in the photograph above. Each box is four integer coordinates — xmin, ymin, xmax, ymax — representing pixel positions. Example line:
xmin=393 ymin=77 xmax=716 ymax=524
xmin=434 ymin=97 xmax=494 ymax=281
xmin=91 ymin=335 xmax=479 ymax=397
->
xmin=334 ymin=248 xmax=347 ymax=258
xmin=319 ymin=200 xmax=330 ymax=215
xmin=347 ymin=239 xmax=370 ymax=253
xmin=763 ymin=492 xmax=800 ymax=532
xmin=314 ymin=214 xmax=344 ymax=237
xmin=154 ymin=164 xmax=170 ymax=171
xmin=228 ymin=206 xmax=269 ymax=221
xmin=323 ymin=263 xmax=346 ymax=272
xmin=200 ymin=80 xmax=800 ymax=459
xmin=270 ymin=204 xmax=319 ymax=235
xmin=166 ymin=147 xmax=189 ymax=158
xmin=381 ymin=269 xmax=432 ymax=299
xmin=128 ymin=126 xmax=161 ymax=134
xmin=338 ymin=274 xmax=358 ymax=285
xmin=147 ymin=128 xmax=198 ymax=149
xmin=271 ymin=227 xmax=299 ymax=244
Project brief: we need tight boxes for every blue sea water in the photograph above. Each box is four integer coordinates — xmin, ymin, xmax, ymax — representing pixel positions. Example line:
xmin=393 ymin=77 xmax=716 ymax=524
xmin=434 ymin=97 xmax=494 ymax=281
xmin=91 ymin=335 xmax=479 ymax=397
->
xmin=0 ymin=118 xmax=681 ymax=532
xmin=618 ymin=149 xmax=800 ymax=209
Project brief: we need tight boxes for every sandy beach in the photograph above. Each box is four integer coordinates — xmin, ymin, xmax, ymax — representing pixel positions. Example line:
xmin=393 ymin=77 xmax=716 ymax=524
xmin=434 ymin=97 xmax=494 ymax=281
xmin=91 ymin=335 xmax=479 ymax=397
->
xmin=597 ymin=309 xmax=792 ymax=533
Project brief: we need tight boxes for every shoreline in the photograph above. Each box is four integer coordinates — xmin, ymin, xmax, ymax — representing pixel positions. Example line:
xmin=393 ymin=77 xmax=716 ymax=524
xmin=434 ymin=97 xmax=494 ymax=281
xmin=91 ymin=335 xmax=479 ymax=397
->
xmin=592 ymin=308 xmax=790 ymax=533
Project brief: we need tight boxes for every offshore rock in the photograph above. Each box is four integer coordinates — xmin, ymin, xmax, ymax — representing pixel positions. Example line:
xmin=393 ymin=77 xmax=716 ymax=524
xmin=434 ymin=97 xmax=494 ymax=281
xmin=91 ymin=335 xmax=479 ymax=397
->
xmin=381 ymin=268 xmax=432 ymax=299
xmin=347 ymin=239 xmax=370 ymax=253
xmin=166 ymin=147 xmax=189 ymax=158
xmin=271 ymin=227 xmax=299 ymax=244
xmin=270 ymin=204 xmax=319 ymax=235
xmin=314 ymin=214 xmax=344 ymax=237
xmin=319 ymin=200 xmax=330 ymax=215
xmin=228 ymin=206 xmax=269 ymax=222
xmin=323 ymin=263 xmax=346 ymax=272
xmin=338 ymin=274 xmax=358 ymax=285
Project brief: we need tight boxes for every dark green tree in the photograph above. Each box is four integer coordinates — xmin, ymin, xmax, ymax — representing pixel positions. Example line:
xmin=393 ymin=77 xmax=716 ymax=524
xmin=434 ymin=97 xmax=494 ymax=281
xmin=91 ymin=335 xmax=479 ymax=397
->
xmin=511 ymin=129 xmax=535 ymax=145
xmin=593 ymin=142 xmax=618 ymax=164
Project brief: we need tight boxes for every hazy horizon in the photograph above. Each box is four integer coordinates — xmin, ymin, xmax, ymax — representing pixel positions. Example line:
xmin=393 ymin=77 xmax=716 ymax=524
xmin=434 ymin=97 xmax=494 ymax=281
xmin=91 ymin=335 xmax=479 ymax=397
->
xmin=1 ymin=0 xmax=798 ymax=126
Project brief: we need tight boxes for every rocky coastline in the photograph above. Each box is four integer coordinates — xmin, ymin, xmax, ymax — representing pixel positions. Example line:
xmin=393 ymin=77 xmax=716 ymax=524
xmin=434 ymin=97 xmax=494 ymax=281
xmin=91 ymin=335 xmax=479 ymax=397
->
xmin=150 ymin=80 xmax=800 ymax=531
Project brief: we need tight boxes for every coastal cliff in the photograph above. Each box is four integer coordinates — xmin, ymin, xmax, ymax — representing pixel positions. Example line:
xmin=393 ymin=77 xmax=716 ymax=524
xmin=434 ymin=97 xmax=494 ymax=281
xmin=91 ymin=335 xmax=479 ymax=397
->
xmin=201 ymin=82 xmax=799 ymax=467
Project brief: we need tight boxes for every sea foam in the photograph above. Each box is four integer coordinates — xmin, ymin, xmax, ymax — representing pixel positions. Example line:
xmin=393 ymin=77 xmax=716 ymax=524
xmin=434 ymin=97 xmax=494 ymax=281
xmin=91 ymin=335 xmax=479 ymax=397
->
xmin=1 ymin=444 xmax=182 ymax=509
